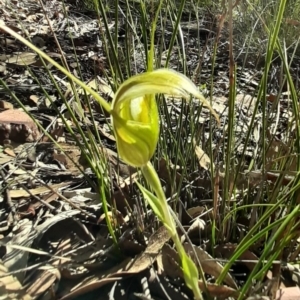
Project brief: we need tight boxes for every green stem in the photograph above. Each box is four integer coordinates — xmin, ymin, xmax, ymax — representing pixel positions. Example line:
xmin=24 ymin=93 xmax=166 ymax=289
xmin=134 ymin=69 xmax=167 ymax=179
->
xmin=141 ymin=162 xmax=203 ymax=300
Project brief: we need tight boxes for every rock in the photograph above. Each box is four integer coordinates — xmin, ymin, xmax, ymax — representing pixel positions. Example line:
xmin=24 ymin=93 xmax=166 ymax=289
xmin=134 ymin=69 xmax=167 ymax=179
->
xmin=0 ymin=110 xmax=40 ymax=145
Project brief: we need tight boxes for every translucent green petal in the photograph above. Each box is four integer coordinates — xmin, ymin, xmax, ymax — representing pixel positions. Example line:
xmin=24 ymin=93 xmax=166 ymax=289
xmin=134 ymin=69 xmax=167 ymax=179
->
xmin=113 ymin=69 xmax=219 ymax=124
xmin=112 ymin=112 xmax=159 ymax=167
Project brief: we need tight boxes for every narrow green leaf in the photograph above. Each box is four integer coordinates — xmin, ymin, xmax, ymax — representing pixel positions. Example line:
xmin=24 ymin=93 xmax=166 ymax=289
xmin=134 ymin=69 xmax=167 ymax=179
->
xmin=136 ymin=182 xmax=174 ymax=234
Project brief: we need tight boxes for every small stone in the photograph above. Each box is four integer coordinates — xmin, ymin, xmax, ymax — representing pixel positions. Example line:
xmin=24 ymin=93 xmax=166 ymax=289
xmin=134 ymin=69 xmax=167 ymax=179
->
xmin=0 ymin=110 xmax=40 ymax=144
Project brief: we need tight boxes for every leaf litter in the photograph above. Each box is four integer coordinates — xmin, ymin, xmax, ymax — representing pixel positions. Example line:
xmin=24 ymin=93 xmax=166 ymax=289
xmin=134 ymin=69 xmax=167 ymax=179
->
xmin=1 ymin=0 xmax=300 ymax=299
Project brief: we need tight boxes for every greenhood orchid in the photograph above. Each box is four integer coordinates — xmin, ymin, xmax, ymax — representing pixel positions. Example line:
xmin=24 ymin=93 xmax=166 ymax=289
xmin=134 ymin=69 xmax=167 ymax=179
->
xmin=111 ymin=68 xmax=219 ymax=167
xmin=0 ymin=22 xmax=219 ymax=299
xmin=110 ymin=68 xmax=219 ymax=299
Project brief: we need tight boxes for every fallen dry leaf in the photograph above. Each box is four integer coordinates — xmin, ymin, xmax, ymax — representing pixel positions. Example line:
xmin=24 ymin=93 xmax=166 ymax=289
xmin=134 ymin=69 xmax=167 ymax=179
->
xmin=235 ymin=94 xmax=257 ymax=115
xmin=6 ymin=52 xmax=37 ymax=66
xmin=215 ymin=243 xmax=260 ymax=273
xmin=0 ymin=260 xmax=32 ymax=300
xmin=60 ymin=226 xmax=170 ymax=299
xmin=157 ymin=244 xmax=183 ymax=278
xmin=186 ymin=206 xmax=206 ymax=219
xmin=184 ymin=243 xmax=238 ymax=289
xmin=3 ymin=219 xmax=35 ymax=283
xmin=193 ymin=138 xmax=212 ymax=170
xmin=0 ymin=151 xmax=14 ymax=164
xmin=198 ymin=281 xmax=240 ymax=299
xmin=9 ymin=181 xmax=73 ymax=198
xmin=158 ymin=243 xmax=239 ymax=296
xmin=26 ymin=265 xmax=61 ymax=298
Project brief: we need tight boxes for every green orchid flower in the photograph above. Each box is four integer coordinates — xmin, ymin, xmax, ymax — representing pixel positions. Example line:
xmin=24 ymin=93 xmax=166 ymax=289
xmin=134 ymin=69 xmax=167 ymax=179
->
xmin=111 ymin=68 xmax=219 ymax=167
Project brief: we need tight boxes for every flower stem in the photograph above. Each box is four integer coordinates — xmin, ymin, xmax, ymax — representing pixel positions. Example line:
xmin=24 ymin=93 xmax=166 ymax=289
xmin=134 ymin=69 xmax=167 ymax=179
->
xmin=141 ymin=162 xmax=203 ymax=300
